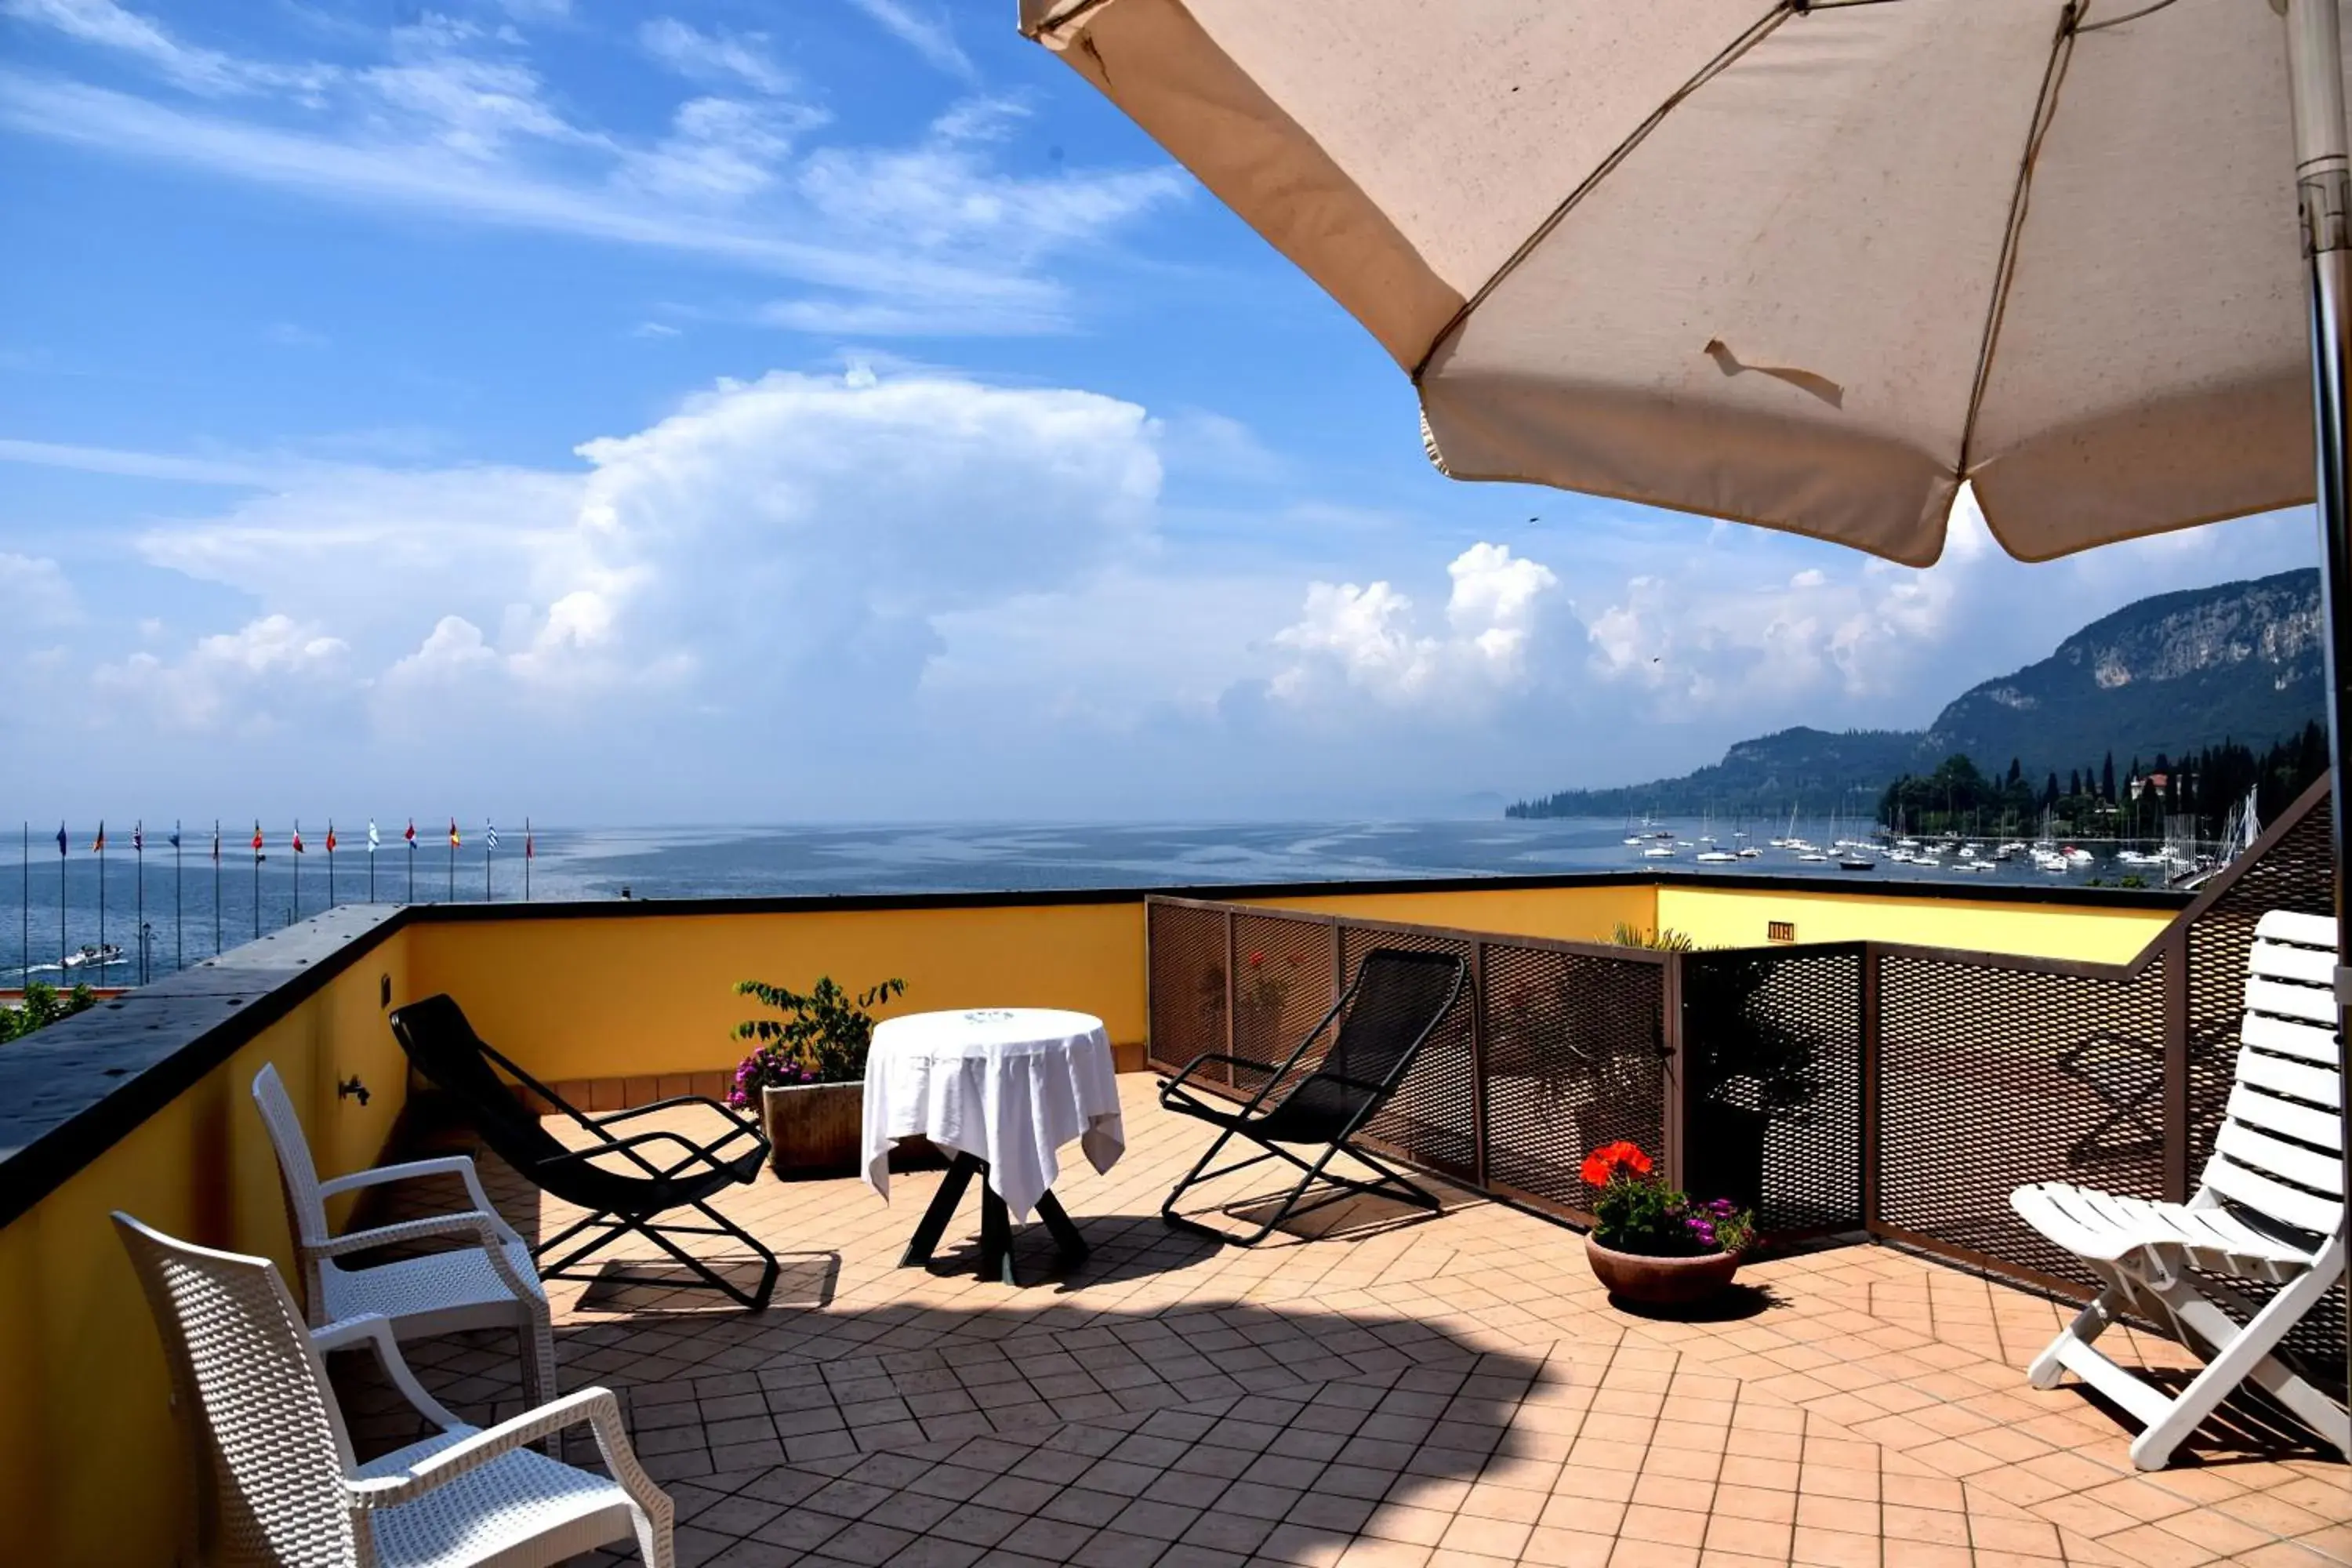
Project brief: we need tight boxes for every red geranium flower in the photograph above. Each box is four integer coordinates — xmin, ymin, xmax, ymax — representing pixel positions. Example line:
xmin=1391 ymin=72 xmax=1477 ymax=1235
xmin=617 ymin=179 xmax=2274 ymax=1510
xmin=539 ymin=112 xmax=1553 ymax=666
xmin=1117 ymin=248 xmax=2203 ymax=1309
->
xmin=1579 ymin=1141 xmax=1653 ymax=1187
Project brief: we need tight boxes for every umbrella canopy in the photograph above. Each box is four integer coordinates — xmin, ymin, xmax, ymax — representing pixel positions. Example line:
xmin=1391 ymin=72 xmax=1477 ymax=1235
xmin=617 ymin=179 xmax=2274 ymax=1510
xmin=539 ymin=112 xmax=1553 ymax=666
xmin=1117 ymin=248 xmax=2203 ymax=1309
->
xmin=1021 ymin=0 xmax=2333 ymax=566
xmin=1025 ymin=0 xmax=2352 ymax=1403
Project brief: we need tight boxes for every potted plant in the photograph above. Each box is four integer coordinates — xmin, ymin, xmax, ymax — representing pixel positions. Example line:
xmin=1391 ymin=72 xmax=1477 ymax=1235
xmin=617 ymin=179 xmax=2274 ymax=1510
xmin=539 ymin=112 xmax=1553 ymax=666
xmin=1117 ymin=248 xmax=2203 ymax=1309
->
xmin=1579 ymin=1141 xmax=1755 ymax=1307
xmin=731 ymin=975 xmax=907 ymax=1178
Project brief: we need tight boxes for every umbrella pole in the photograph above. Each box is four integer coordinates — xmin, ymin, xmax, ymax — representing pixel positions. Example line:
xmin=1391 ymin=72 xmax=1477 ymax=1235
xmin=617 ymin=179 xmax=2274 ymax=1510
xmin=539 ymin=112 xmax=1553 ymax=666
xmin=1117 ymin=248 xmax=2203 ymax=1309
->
xmin=2285 ymin=0 xmax=2352 ymax=1400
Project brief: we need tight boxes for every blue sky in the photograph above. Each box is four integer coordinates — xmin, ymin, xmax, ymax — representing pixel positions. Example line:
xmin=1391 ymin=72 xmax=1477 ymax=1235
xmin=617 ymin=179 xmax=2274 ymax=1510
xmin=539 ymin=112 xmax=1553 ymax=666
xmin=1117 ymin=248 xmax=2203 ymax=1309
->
xmin=0 ymin=0 xmax=2323 ymax=824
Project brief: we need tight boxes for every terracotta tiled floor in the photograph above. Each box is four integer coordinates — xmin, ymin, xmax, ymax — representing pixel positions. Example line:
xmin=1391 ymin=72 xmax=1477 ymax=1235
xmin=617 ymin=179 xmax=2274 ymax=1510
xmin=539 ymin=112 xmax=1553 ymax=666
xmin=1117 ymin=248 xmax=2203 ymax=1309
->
xmin=337 ymin=1077 xmax=2348 ymax=1567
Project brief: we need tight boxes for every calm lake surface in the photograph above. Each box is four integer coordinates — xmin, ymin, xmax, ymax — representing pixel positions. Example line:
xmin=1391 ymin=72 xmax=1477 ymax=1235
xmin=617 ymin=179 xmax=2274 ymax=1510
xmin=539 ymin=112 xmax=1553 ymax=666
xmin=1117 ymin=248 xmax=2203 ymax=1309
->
xmin=2 ymin=815 xmax=2158 ymax=985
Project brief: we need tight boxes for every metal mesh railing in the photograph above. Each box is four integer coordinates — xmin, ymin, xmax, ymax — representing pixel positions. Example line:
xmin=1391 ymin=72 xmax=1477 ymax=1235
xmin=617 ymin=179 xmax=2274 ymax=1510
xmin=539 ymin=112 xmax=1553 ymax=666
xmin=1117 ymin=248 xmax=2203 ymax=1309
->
xmin=1482 ymin=942 xmax=1668 ymax=1224
xmin=1874 ymin=948 xmax=2169 ymax=1290
xmin=1144 ymin=777 xmax=2343 ymax=1380
xmin=1682 ymin=946 xmax=1865 ymax=1238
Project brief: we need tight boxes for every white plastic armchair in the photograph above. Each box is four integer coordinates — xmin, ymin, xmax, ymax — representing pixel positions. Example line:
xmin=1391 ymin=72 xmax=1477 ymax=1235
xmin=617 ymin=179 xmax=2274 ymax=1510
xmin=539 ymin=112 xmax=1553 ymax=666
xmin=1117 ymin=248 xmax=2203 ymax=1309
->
xmin=254 ymin=1063 xmax=557 ymax=1412
xmin=114 ymin=1211 xmax=673 ymax=1568
xmin=2012 ymin=909 xmax=2349 ymax=1468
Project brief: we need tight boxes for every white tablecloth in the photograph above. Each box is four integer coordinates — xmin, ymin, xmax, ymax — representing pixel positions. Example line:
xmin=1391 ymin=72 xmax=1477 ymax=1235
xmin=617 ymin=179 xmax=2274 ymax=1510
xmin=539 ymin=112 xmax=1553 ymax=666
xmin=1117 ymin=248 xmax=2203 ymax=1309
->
xmin=862 ymin=1007 xmax=1125 ymax=1221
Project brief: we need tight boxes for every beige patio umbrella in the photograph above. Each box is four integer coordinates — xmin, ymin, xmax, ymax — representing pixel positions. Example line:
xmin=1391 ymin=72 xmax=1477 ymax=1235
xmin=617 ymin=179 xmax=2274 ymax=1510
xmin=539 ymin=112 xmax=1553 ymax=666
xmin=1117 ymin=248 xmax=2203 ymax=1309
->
xmin=1020 ymin=0 xmax=2352 ymax=1376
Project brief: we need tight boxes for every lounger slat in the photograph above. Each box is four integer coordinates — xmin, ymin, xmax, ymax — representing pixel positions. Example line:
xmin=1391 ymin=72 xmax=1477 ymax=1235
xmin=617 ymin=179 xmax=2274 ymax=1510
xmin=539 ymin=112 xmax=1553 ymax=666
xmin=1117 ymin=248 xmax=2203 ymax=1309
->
xmin=2204 ymin=1155 xmax=2343 ymax=1236
xmin=2255 ymin=909 xmax=2339 ymax=947
xmin=2238 ymin=1049 xmax=2345 ymax=1112
xmin=2225 ymin=1082 xmax=2346 ymax=1152
xmin=2240 ymin=1013 xmax=2341 ymax=1066
xmin=2245 ymin=975 xmax=2337 ymax=1026
xmin=2213 ymin=1120 xmax=2344 ymax=1197
xmin=2250 ymin=939 xmax=2336 ymax=987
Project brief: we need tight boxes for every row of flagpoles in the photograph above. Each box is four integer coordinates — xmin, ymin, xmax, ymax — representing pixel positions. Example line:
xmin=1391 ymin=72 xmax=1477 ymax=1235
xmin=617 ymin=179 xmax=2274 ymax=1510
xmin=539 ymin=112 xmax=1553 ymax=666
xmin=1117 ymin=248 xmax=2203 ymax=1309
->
xmin=16 ymin=818 xmax=535 ymax=988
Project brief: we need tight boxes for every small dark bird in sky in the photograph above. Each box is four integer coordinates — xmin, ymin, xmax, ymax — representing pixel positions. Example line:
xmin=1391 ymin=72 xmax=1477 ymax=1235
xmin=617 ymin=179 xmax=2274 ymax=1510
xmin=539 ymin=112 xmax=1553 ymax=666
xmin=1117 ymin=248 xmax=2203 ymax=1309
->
xmin=1527 ymin=515 xmax=1540 ymax=524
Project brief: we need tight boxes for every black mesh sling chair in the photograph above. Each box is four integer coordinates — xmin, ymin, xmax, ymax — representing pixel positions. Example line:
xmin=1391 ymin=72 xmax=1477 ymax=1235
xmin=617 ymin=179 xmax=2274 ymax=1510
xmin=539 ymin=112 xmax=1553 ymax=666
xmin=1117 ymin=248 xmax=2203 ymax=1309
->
xmin=389 ymin=993 xmax=780 ymax=1310
xmin=1160 ymin=948 xmax=1468 ymax=1245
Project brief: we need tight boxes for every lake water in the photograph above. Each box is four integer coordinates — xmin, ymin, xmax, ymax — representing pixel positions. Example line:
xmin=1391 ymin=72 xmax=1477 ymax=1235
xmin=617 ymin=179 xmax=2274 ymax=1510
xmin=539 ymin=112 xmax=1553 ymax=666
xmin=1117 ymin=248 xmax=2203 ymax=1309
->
xmin=0 ymin=816 xmax=2161 ymax=987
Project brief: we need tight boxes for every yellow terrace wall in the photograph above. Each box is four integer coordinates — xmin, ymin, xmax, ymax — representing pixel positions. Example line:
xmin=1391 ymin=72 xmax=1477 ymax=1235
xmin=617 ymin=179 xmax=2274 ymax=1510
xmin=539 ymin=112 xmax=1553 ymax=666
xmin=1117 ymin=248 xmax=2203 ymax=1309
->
xmin=1656 ymin=882 xmax=2172 ymax=963
xmin=403 ymin=901 xmax=1152 ymax=1083
xmin=1249 ymin=881 xmax=1659 ymax=944
xmin=0 ymin=927 xmax=415 ymax=1568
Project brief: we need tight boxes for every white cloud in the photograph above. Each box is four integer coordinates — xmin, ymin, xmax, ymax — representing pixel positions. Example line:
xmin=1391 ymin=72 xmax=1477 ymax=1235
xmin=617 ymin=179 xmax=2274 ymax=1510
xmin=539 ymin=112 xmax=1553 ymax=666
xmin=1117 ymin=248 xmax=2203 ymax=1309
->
xmin=1269 ymin=543 xmax=1567 ymax=714
xmin=107 ymin=368 xmax=1166 ymax=751
xmin=0 ymin=5 xmax=1181 ymax=337
xmin=845 ymin=0 xmax=975 ymax=82
xmin=638 ymin=18 xmax=793 ymax=97
xmin=2 ymin=0 xmax=333 ymax=97
xmin=92 ymin=614 xmax=347 ymax=733
xmin=0 ymin=551 xmax=79 ymax=626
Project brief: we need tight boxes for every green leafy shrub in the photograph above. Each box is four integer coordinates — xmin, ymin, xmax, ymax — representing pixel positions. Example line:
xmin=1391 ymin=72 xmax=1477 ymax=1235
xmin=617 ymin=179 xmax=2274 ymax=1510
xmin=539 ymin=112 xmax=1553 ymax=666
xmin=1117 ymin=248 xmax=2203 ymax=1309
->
xmin=1610 ymin=923 xmax=1695 ymax=952
xmin=730 ymin=975 xmax=906 ymax=1099
xmin=0 ymin=981 xmax=97 ymax=1044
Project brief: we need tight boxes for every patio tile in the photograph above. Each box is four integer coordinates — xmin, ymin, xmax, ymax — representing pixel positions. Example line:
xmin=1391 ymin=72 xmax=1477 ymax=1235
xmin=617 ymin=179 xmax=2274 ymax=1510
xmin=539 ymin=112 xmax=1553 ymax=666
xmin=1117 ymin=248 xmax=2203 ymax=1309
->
xmin=327 ymin=1075 xmax=2340 ymax=1568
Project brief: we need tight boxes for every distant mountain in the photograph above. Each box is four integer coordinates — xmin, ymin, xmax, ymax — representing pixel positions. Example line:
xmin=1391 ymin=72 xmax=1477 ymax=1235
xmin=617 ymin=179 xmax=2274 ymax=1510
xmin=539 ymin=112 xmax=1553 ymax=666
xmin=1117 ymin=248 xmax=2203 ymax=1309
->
xmin=1508 ymin=568 xmax=2323 ymax=819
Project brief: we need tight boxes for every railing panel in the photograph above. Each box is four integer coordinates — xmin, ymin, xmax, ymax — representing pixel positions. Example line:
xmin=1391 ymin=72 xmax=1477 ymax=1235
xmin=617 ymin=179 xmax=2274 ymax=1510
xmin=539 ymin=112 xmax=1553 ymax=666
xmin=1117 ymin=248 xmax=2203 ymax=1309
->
xmin=1341 ymin=924 xmax=1480 ymax=1182
xmin=1231 ymin=910 xmax=1341 ymax=1100
xmin=1875 ymin=949 xmax=2169 ymax=1290
xmin=1146 ymin=900 xmax=1229 ymax=1082
xmin=1682 ymin=946 xmax=1865 ymax=1237
xmin=1482 ymin=942 xmax=1668 ymax=1224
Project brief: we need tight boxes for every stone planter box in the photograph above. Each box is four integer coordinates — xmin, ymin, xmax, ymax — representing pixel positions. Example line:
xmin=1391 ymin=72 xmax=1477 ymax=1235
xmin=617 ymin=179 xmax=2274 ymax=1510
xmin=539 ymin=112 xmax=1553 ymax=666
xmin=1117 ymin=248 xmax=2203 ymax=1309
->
xmin=1584 ymin=1235 xmax=1741 ymax=1307
xmin=761 ymin=1082 xmax=942 ymax=1179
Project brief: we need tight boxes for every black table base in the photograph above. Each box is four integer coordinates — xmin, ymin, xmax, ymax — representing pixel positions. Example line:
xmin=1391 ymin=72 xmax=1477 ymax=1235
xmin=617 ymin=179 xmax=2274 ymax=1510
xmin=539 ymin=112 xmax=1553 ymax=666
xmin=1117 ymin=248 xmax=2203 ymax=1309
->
xmin=898 ymin=1151 xmax=1089 ymax=1285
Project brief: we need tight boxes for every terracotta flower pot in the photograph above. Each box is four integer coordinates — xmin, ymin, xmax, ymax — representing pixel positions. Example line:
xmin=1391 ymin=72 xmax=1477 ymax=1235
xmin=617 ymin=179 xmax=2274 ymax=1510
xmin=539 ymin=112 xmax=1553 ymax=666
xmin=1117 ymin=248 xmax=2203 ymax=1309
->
xmin=1584 ymin=1235 xmax=1741 ymax=1306
xmin=763 ymin=1082 xmax=864 ymax=1178
xmin=760 ymin=1082 xmax=945 ymax=1179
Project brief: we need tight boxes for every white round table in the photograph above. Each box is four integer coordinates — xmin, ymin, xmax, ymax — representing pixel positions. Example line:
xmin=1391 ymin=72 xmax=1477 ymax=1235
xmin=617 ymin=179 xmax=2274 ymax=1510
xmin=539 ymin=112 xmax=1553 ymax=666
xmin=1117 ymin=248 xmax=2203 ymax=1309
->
xmin=862 ymin=1007 xmax=1125 ymax=1284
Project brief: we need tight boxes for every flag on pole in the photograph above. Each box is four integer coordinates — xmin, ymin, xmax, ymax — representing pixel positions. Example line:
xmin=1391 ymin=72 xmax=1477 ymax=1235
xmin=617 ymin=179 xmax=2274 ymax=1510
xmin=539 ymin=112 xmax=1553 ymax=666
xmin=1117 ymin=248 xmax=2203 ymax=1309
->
xmin=132 ymin=822 xmax=143 ymax=853
xmin=449 ymin=818 xmax=460 ymax=848
xmin=485 ymin=822 xmax=499 ymax=850
xmin=252 ymin=822 xmax=263 ymax=857
xmin=325 ymin=823 xmax=337 ymax=855
xmin=91 ymin=822 xmax=105 ymax=853
xmin=169 ymin=826 xmax=180 ymax=850
xmin=525 ymin=822 xmax=534 ymax=859
xmin=405 ymin=818 xmax=417 ymax=847
xmin=292 ymin=825 xmax=305 ymax=854
xmin=210 ymin=825 xmax=220 ymax=861
xmin=367 ymin=821 xmax=379 ymax=852
xmin=56 ymin=823 xmax=66 ymax=858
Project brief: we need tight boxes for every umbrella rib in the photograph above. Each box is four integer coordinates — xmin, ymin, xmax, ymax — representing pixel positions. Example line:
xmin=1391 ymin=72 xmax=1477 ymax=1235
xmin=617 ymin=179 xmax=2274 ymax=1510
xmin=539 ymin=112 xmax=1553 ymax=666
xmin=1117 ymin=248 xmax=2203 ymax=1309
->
xmin=1410 ymin=0 xmax=1800 ymax=383
xmin=1957 ymin=2 xmax=2082 ymax=483
xmin=1023 ymin=0 xmax=1116 ymax=41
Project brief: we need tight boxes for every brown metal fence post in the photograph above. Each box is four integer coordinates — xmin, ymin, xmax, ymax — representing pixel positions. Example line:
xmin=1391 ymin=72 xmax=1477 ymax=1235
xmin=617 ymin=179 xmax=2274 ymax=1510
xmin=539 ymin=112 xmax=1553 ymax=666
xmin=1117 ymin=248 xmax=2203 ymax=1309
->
xmin=1221 ymin=906 xmax=1237 ymax=1085
xmin=1661 ymin=949 xmax=1687 ymax=1192
xmin=2162 ymin=926 xmax=2190 ymax=1203
xmin=1471 ymin=938 xmax=1490 ymax=1189
xmin=1861 ymin=943 xmax=1882 ymax=1236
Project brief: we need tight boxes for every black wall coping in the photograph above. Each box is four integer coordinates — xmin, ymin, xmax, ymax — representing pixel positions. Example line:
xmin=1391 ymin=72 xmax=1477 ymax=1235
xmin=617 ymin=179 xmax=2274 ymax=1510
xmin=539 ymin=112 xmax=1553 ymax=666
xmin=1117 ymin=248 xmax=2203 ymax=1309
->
xmin=0 ymin=871 xmax=2188 ymax=1230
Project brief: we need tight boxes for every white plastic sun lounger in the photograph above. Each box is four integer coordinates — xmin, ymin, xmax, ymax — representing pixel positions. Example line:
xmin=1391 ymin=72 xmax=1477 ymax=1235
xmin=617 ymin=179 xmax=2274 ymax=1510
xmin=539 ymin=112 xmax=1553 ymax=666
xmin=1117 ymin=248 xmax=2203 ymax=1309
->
xmin=2013 ymin=909 xmax=2348 ymax=1469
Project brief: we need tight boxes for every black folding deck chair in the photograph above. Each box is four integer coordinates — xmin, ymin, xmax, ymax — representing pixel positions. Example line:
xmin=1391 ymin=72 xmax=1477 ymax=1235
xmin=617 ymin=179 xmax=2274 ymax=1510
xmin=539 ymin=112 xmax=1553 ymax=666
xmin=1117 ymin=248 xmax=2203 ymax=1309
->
xmin=389 ymin=993 xmax=779 ymax=1310
xmin=1159 ymin=947 xmax=1467 ymax=1245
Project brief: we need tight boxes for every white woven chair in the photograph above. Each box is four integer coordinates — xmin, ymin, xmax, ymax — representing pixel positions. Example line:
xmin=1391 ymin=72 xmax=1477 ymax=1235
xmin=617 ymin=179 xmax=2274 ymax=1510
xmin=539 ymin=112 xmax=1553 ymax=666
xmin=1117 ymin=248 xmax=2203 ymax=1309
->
xmin=2013 ymin=909 xmax=2349 ymax=1469
xmin=114 ymin=1212 xmax=673 ymax=1567
xmin=253 ymin=1064 xmax=557 ymax=1414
